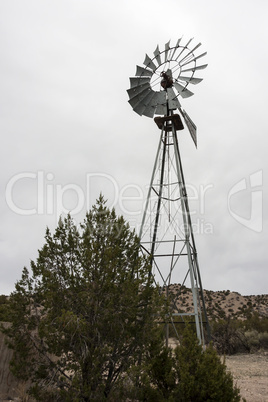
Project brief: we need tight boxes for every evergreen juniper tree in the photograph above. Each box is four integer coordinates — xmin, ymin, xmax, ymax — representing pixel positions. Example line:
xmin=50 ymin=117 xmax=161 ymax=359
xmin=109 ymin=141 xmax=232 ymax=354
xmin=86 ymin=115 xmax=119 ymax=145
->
xmin=3 ymin=196 xmax=165 ymax=401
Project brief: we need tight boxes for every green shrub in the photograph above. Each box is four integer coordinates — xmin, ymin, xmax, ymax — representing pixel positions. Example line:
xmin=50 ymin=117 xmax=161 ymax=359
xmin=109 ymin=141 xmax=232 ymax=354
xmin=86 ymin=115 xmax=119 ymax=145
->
xmin=245 ymin=330 xmax=268 ymax=350
xmin=245 ymin=330 xmax=260 ymax=350
xmin=211 ymin=319 xmax=250 ymax=354
xmin=136 ymin=326 xmax=242 ymax=401
xmin=210 ymin=314 xmax=268 ymax=354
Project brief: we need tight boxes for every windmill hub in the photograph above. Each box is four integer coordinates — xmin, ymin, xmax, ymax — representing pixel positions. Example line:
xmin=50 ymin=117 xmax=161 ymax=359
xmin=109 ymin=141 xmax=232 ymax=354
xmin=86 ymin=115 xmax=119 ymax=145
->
xmin=160 ymin=71 xmax=173 ymax=89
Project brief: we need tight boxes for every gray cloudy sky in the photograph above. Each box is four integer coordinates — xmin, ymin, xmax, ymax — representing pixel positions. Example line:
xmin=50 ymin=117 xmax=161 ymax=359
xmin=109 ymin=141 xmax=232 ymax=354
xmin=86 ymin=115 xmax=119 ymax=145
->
xmin=0 ymin=0 xmax=267 ymax=295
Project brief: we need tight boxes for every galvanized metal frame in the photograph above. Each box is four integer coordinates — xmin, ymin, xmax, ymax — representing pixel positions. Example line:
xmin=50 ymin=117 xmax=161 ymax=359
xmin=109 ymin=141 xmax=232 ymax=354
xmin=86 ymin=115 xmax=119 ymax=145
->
xmin=139 ymin=111 xmax=209 ymax=346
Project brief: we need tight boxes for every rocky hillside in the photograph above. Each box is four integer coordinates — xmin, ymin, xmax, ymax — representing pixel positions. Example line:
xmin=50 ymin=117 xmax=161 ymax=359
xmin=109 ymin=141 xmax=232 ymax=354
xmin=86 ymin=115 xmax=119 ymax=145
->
xmin=167 ymin=284 xmax=268 ymax=321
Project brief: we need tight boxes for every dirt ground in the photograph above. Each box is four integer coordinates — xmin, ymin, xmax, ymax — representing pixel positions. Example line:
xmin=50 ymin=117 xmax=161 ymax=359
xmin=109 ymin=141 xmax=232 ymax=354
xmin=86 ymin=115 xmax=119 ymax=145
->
xmin=224 ymin=352 xmax=268 ymax=402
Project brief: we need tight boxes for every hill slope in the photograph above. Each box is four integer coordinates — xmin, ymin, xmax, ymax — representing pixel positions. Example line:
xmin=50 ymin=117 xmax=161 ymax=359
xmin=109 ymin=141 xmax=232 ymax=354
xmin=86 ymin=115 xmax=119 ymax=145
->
xmin=167 ymin=284 xmax=268 ymax=321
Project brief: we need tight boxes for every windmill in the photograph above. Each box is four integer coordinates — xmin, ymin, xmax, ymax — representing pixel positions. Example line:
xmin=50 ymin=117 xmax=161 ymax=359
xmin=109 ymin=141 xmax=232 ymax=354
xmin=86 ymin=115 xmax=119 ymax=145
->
xmin=127 ymin=38 xmax=209 ymax=346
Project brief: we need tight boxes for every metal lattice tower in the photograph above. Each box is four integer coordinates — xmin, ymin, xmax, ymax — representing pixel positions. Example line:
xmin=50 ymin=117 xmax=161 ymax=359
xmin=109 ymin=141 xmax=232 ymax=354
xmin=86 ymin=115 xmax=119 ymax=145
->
xmin=127 ymin=38 xmax=209 ymax=345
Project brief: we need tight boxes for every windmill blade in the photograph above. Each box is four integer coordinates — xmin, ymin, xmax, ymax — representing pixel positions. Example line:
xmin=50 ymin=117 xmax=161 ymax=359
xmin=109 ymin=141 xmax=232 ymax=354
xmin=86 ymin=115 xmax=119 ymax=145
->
xmin=143 ymin=105 xmax=157 ymax=118
xmin=131 ymin=91 xmax=156 ymax=115
xmin=185 ymin=37 xmax=194 ymax=47
xmin=155 ymin=103 xmax=167 ymax=115
xmin=143 ymin=54 xmax=157 ymax=71
xmin=143 ymin=99 xmax=157 ymax=117
xmin=175 ymin=38 xmax=193 ymax=61
xmin=154 ymin=91 xmax=167 ymax=115
xmin=133 ymin=102 xmax=147 ymax=116
xmin=153 ymin=45 xmax=162 ymax=66
xmin=135 ymin=65 xmax=153 ymax=77
xmin=142 ymin=91 xmax=164 ymax=110
xmin=174 ymin=81 xmax=194 ymax=98
xmin=175 ymin=38 xmax=182 ymax=47
xmin=170 ymin=38 xmax=182 ymax=59
xmin=180 ymin=108 xmax=197 ymax=147
xmin=164 ymin=40 xmax=171 ymax=62
xmin=128 ymin=87 xmax=152 ymax=108
xmin=179 ymin=43 xmax=202 ymax=65
xmin=141 ymin=90 xmax=157 ymax=107
xmin=127 ymin=82 xmax=150 ymax=98
xmin=139 ymin=91 xmax=158 ymax=117
xmin=178 ymin=76 xmax=203 ymax=85
xmin=167 ymin=87 xmax=181 ymax=110
xmin=180 ymin=52 xmax=207 ymax=68
xmin=129 ymin=76 xmax=151 ymax=88
xmin=181 ymin=64 xmax=208 ymax=73
xmin=128 ymin=87 xmax=167 ymax=117
xmin=154 ymin=91 xmax=166 ymax=105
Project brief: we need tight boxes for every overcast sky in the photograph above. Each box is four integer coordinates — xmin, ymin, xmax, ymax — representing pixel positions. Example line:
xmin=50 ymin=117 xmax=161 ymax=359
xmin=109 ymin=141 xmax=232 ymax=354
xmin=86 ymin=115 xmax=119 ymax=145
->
xmin=0 ymin=0 xmax=267 ymax=296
